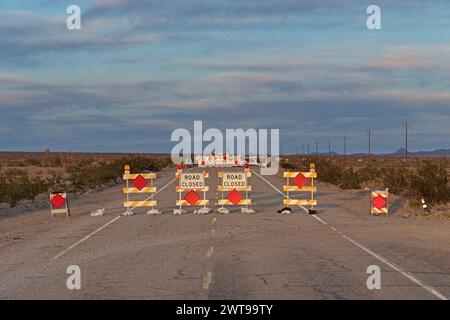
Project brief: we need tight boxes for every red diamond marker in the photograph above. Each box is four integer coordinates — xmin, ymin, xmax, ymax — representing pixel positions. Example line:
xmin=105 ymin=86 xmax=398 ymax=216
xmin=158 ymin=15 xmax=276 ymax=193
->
xmin=372 ymin=195 xmax=387 ymax=210
xmin=132 ymin=175 xmax=148 ymax=191
xmin=228 ymin=189 xmax=244 ymax=205
xmin=185 ymin=190 xmax=201 ymax=205
xmin=50 ymin=194 xmax=65 ymax=209
xmin=293 ymin=173 xmax=308 ymax=189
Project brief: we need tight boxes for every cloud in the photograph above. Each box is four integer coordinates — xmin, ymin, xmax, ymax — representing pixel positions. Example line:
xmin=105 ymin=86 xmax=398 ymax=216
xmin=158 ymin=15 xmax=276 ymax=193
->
xmin=1 ymin=1 xmax=450 ymax=152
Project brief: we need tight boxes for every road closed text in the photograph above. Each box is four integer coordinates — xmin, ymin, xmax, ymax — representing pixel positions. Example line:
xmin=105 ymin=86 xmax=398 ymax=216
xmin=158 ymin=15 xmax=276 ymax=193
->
xmin=180 ymin=173 xmax=205 ymax=189
xmin=222 ymin=173 xmax=247 ymax=188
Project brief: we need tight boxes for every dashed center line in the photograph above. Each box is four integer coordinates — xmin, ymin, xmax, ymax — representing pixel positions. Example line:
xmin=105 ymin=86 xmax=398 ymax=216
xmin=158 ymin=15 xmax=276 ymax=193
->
xmin=207 ymin=246 xmax=214 ymax=258
xmin=203 ymin=272 xmax=213 ymax=289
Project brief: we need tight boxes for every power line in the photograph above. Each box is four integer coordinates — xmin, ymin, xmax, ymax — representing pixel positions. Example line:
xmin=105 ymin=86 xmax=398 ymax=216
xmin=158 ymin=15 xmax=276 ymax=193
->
xmin=365 ymin=129 xmax=373 ymax=158
xmin=402 ymin=122 xmax=409 ymax=160
xmin=328 ymin=137 xmax=331 ymax=159
xmin=343 ymin=135 xmax=347 ymax=161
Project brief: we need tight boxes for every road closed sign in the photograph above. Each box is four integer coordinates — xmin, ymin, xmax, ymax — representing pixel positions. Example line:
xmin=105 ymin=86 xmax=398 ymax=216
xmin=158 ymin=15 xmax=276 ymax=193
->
xmin=222 ymin=172 xmax=247 ymax=189
xmin=180 ymin=173 xmax=205 ymax=189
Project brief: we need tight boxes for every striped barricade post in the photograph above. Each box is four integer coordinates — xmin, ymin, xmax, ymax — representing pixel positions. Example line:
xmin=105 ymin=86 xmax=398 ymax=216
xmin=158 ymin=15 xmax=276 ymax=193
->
xmin=281 ymin=163 xmax=317 ymax=214
xmin=50 ymin=192 xmax=71 ymax=218
xmin=175 ymin=170 xmax=210 ymax=215
xmin=123 ymin=165 xmax=159 ymax=216
xmin=371 ymin=189 xmax=389 ymax=216
xmin=176 ymin=163 xmax=183 ymax=178
xmin=217 ymin=167 xmax=254 ymax=214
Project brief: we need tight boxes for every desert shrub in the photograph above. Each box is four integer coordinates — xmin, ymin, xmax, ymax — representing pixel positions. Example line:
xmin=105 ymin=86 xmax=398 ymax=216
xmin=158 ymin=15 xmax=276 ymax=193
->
xmin=66 ymin=156 xmax=170 ymax=192
xmin=408 ymin=160 xmax=449 ymax=204
xmin=315 ymin=159 xmax=342 ymax=185
xmin=382 ymin=166 xmax=411 ymax=195
xmin=24 ymin=158 xmax=41 ymax=166
xmin=359 ymin=165 xmax=382 ymax=182
xmin=0 ymin=173 xmax=51 ymax=206
xmin=4 ymin=168 xmax=27 ymax=178
xmin=280 ymin=161 xmax=297 ymax=171
xmin=339 ymin=167 xmax=362 ymax=189
xmin=0 ymin=156 xmax=170 ymax=206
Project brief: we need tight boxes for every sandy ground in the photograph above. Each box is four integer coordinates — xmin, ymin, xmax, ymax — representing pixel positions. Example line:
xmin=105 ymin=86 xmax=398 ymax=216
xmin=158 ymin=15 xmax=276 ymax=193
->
xmin=0 ymin=167 xmax=449 ymax=300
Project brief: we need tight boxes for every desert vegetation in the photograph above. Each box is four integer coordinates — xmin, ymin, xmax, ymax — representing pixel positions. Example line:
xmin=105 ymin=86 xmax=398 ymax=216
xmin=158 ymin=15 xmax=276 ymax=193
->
xmin=282 ymin=157 xmax=450 ymax=205
xmin=0 ymin=152 xmax=171 ymax=207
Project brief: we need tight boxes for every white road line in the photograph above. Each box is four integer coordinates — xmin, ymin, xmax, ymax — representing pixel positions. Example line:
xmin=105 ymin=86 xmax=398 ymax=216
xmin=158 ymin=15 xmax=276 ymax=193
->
xmin=254 ymin=171 xmax=448 ymax=300
xmin=211 ymin=229 xmax=216 ymax=235
xmin=250 ymin=169 xmax=309 ymax=213
xmin=203 ymin=272 xmax=213 ymax=289
xmin=211 ymin=217 xmax=217 ymax=224
xmin=311 ymin=215 xmax=448 ymax=301
xmin=207 ymin=246 xmax=214 ymax=258
xmin=53 ymin=215 xmax=121 ymax=260
xmin=53 ymin=170 xmax=183 ymax=260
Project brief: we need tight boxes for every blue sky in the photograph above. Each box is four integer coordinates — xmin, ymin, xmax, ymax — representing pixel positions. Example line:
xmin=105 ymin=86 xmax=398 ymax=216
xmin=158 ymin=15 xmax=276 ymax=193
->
xmin=0 ymin=0 xmax=449 ymax=153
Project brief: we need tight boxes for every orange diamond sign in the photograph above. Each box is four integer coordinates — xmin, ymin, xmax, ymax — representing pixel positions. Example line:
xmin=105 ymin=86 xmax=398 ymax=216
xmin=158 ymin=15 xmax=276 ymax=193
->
xmin=372 ymin=195 xmax=387 ymax=210
xmin=50 ymin=194 xmax=65 ymax=209
xmin=293 ymin=173 xmax=308 ymax=189
xmin=185 ymin=190 xmax=201 ymax=205
xmin=227 ymin=189 xmax=243 ymax=205
xmin=132 ymin=175 xmax=148 ymax=191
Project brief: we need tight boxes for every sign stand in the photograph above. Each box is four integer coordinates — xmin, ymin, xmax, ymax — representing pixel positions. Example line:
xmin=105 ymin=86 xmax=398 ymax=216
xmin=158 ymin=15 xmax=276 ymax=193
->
xmin=175 ymin=169 xmax=210 ymax=215
xmin=217 ymin=166 xmax=254 ymax=214
xmin=50 ymin=192 xmax=70 ymax=218
xmin=122 ymin=165 xmax=159 ymax=216
xmin=281 ymin=163 xmax=317 ymax=214
xmin=371 ymin=189 xmax=389 ymax=216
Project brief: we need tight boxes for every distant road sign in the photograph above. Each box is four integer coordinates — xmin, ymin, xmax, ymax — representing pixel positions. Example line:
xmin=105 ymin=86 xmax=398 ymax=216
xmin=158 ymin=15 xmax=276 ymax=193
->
xmin=222 ymin=172 xmax=247 ymax=189
xmin=180 ymin=173 xmax=205 ymax=189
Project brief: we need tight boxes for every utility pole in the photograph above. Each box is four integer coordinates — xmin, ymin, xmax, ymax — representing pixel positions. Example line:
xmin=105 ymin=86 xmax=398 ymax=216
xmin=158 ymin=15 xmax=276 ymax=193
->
xmin=402 ymin=122 xmax=409 ymax=160
xmin=328 ymin=137 xmax=331 ymax=159
xmin=366 ymin=129 xmax=373 ymax=158
xmin=315 ymin=141 xmax=319 ymax=155
xmin=343 ymin=135 xmax=347 ymax=161
xmin=301 ymin=144 xmax=304 ymax=155
xmin=307 ymin=143 xmax=310 ymax=156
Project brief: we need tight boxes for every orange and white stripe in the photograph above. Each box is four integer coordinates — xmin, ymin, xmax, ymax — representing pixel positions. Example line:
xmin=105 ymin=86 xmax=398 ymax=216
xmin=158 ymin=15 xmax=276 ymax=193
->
xmin=283 ymin=172 xmax=317 ymax=178
xmin=123 ymin=187 xmax=157 ymax=194
xmin=283 ymin=199 xmax=317 ymax=206
xmin=283 ymin=186 xmax=316 ymax=192
xmin=176 ymin=200 xmax=210 ymax=206
xmin=176 ymin=186 xmax=209 ymax=192
xmin=123 ymin=173 xmax=156 ymax=180
xmin=124 ymin=200 xmax=157 ymax=207
xmin=371 ymin=191 xmax=388 ymax=198
xmin=371 ymin=207 xmax=388 ymax=215
xmin=217 ymin=199 xmax=252 ymax=206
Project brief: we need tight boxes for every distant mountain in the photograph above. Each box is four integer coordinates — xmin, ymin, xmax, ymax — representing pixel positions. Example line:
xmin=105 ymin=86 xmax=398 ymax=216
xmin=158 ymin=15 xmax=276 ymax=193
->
xmin=388 ymin=148 xmax=450 ymax=157
xmin=290 ymin=148 xmax=450 ymax=157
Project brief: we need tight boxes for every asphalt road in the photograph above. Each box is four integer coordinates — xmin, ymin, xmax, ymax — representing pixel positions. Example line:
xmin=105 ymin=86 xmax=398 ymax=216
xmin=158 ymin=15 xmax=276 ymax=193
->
xmin=0 ymin=167 xmax=449 ymax=300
